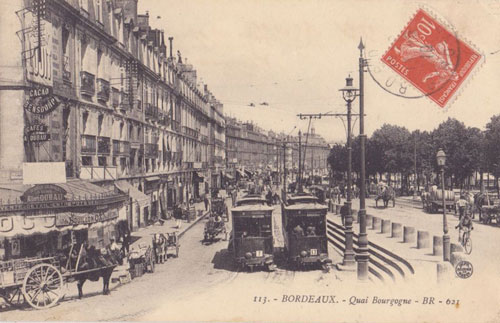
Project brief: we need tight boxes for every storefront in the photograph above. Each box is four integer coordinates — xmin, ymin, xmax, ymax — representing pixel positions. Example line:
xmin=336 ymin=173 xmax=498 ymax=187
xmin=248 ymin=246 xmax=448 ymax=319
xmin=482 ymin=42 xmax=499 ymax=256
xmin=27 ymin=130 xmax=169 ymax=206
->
xmin=0 ymin=180 xmax=128 ymax=261
xmin=114 ymin=180 xmax=150 ymax=231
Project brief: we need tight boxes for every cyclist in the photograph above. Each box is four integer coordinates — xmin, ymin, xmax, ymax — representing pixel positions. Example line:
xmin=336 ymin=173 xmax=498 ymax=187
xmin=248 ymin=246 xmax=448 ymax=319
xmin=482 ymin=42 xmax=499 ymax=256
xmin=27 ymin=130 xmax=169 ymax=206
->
xmin=456 ymin=195 xmax=468 ymax=221
xmin=455 ymin=207 xmax=473 ymax=243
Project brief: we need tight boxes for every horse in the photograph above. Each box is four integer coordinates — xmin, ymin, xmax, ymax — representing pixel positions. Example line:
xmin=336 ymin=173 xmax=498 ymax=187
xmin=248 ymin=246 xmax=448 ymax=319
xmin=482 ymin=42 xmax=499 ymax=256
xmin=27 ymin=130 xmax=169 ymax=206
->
xmin=153 ymin=233 xmax=167 ymax=264
xmin=375 ymin=186 xmax=395 ymax=208
xmin=65 ymin=246 xmax=120 ymax=299
xmin=473 ymin=192 xmax=495 ymax=222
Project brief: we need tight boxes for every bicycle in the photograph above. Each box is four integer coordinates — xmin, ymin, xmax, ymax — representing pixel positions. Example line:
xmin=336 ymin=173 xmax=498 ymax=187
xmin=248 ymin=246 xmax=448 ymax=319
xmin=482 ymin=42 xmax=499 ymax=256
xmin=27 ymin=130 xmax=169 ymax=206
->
xmin=458 ymin=226 xmax=472 ymax=255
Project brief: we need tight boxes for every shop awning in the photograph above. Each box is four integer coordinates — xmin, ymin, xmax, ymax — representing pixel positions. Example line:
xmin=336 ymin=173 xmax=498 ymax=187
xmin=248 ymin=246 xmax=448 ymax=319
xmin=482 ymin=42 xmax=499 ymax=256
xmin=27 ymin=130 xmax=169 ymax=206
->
xmin=115 ymin=180 xmax=150 ymax=208
xmin=144 ymin=176 xmax=161 ymax=182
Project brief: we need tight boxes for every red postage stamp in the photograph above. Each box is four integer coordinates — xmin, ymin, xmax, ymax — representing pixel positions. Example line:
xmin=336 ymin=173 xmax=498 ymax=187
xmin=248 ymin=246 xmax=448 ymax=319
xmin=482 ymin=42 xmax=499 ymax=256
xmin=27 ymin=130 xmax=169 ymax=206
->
xmin=381 ymin=8 xmax=482 ymax=108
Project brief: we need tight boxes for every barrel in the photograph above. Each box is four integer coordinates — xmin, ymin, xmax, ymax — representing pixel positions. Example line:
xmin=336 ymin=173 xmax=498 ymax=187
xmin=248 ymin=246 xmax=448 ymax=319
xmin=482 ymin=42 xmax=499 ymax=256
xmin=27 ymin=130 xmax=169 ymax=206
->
xmin=431 ymin=189 xmax=455 ymax=201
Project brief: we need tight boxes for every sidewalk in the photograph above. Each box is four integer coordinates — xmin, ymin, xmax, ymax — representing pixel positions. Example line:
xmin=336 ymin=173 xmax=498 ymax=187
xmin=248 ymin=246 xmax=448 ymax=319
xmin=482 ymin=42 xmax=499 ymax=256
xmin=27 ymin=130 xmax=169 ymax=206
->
xmin=129 ymin=200 xmax=210 ymax=251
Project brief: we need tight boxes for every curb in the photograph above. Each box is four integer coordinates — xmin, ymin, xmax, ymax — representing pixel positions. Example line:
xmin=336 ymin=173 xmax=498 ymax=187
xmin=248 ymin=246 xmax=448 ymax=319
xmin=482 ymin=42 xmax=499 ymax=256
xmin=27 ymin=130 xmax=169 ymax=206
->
xmin=178 ymin=210 xmax=211 ymax=239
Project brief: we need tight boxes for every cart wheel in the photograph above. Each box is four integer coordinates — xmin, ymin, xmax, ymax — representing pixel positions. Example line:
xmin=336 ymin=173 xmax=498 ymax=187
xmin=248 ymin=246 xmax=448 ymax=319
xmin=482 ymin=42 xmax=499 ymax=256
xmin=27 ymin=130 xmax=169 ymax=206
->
xmin=22 ymin=263 xmax=63 ymax=309
xmin=5 ymin=287 xmax=26 ymax=308
xmin=496 ymin=214 xmax=500 ymax=226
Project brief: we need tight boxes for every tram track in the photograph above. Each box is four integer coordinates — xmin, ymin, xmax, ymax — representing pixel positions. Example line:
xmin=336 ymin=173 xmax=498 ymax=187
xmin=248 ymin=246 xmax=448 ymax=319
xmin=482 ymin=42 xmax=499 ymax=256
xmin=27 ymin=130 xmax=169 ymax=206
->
xmin=326 ymin=219 xmax=414 ymax=283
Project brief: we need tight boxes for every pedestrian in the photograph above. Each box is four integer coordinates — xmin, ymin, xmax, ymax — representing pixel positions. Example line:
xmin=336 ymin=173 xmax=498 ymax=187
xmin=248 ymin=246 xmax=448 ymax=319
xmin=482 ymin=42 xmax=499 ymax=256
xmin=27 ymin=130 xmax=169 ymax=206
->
xmin=340 ymin=203 xmax=348 ymax=227
xmin=121 ymin=231 xmax=130 ymax=256
xmin=174 ymin=204 xmax=183 ymax=229
xmin=456 ymin=195 xmax=468 ymax=221
xmin=204 ymin=193 xmax=209 ymax=211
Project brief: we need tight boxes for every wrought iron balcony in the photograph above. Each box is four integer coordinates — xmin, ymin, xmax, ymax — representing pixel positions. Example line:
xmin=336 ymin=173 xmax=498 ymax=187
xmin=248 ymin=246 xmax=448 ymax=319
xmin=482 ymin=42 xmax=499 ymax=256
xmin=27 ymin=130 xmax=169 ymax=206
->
xmin=80 ymin=71 xmax=95 ymax=97
xmin=97 ymin=136 xmax=111 ymax=155
xmin=111 ymin=88 xmax=120 ymax=108
xmin=113 ymin=140 xmax=131 ymax=156
xmin=81 ymin=134 xmax=96 ymax=154
xmin=121 ymin=92 xmax=130 ymax=110
xmin=145 ymin=143 xmax=159 ymax=158
xmin=97 ymin=78 xmax=110 ymax=102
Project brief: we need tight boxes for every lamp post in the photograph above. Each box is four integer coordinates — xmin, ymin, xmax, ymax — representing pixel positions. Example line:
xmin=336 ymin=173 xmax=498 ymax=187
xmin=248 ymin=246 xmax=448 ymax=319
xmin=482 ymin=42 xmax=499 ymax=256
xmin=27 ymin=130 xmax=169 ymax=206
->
xmin=356 ymin=39 xmax=369 ymax=280
xmin=436 ymin=148 xmax=450 ymax=262
xmin=339 ymin=75 xmax=358 ymax=267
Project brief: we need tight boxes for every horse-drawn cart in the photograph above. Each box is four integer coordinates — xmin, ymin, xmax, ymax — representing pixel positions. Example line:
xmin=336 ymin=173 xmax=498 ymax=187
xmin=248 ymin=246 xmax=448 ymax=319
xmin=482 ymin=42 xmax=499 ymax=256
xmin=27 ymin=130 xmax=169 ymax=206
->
xmin=211 ymin=197 xmax=229 ymax=222
xmin=165 ymin=232 xmax=180 ymax=258
xmin=128 ymin=244 xmax=155 ymax=278
xmin=203 ymin=219 xmax=228 ymax=242
xmin=422 ymin=187 xmax=456 ymax=213
xmin=478 ymin=204 xmax=500 ymax=225
xmin=0 ymin=243 xmax=119 ymax=310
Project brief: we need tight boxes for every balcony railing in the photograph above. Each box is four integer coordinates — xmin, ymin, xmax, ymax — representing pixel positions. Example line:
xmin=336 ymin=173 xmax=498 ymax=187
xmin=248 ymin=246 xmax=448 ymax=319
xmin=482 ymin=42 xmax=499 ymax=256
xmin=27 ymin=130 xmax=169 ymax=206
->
xmin=111 ymin=88 xmax=120 ymax=108
xmin=97 ymin=78 xmax=110 ymax=102
xmin=80 ymin=71 xmax=95 ymax=97
xmin=172 ymin=120 xmax=181 ymax=132
xmin=183 ymin=126 xmax=199 ymax=139
xmin=145 ymin=103 xmax=159 ymax=120
xmin=145 ymin=143 xmax=159 ymax=158
xmin=81 ymin=134 xmax=96 ymax=154
xmin=97 ymin=136 xmax=111 ymax=155
xmin=112 ymin=140 xmax=131 ymax=156
xmin=121 ymin=92 xmax=130 ymax=110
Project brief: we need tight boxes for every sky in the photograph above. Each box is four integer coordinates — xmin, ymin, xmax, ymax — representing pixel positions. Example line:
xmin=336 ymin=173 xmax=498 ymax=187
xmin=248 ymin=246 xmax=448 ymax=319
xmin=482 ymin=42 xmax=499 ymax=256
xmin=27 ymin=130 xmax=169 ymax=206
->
xmin=139 ymin=0 xmax=500 ymax=142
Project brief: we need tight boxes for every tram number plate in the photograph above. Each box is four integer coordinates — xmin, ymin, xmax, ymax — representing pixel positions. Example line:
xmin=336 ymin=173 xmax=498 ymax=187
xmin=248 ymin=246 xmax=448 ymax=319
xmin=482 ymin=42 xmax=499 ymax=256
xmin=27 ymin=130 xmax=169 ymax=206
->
xmin=310 ymin=249 xmax=318 ymax=256
xmin=256 ymin=250 xmax=263 ymax=257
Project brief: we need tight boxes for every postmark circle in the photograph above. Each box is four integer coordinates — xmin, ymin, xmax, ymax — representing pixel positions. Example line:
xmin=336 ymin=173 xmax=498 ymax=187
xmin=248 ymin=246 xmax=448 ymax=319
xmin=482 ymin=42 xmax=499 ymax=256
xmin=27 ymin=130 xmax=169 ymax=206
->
xmin=455 ymin=260 xmax=473 ymax=279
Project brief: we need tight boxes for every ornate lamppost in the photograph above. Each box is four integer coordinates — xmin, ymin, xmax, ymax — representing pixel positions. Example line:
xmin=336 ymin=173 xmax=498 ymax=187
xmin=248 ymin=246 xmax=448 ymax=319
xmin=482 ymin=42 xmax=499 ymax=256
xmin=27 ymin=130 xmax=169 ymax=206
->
xmin=339 ymin=75 xmax=358 ymax=267
xmin=436 ymin=148 xmax=450 ymax=262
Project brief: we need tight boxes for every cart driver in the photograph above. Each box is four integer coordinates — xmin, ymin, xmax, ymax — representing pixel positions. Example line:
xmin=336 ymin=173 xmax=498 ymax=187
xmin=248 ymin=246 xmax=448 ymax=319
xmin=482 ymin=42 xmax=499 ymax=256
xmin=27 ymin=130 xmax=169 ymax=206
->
xmin=456 ymin=195 xmax=468 ymax=221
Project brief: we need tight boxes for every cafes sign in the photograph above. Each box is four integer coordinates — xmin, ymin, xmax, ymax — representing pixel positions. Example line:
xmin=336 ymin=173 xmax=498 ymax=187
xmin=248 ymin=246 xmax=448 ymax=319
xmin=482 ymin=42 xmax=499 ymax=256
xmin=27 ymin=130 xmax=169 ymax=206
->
xmin=20 ymin=184 xmax=67 ymax=203
xmin=24 ymin=122 xmax=50 ymax=142
xmin=55 ymin=210 xmax=119 ymax=227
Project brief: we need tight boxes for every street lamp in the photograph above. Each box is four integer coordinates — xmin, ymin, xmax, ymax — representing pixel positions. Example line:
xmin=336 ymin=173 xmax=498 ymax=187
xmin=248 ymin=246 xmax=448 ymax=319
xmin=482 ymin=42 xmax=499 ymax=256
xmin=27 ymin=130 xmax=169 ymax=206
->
xmin=436 ymin=148 xmax=450 ymax=262
xmin=339 ymin=75 xmax=358 ymax=268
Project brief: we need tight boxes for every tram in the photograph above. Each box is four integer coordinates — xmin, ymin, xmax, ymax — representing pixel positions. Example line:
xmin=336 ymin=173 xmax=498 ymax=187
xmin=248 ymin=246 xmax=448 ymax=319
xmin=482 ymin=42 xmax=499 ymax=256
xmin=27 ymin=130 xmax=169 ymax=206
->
xmin=228 ymin=196 xmax=275 ymax=271
xmin=282 ymin=193 xmax=331 ymax=270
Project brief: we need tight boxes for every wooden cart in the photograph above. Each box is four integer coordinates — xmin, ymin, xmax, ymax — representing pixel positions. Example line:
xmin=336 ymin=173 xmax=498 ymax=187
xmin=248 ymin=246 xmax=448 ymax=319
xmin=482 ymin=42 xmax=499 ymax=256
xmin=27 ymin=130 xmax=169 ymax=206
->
xmin=0 ymin=245 xmax=118 ymax=310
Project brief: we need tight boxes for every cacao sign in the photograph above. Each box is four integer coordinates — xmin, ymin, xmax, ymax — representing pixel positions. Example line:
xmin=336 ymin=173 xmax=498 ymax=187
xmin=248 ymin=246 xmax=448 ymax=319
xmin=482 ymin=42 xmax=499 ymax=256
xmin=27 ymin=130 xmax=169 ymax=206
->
xmin=21 ymin=184 xmax=67 ymax=203
xmin=28 ymin=87 xmax=52 ymax=99
xmin=55 ymin=210 xmax=119 ymax=227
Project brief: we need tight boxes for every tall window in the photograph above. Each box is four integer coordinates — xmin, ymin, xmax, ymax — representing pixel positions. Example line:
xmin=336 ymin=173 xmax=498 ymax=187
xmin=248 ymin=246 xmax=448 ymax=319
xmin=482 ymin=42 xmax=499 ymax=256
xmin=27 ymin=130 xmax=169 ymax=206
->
xmin=95 ymin=0 xmax=103 ymax=24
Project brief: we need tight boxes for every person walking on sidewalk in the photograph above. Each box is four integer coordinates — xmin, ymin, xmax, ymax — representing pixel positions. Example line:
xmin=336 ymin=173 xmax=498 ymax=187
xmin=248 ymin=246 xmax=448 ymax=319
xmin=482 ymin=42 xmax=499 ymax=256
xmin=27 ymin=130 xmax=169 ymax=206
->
xmin=204 ymin=193 xmax=210 ymax=211
xmin=174 ymin=204 xmax=183 ymax=229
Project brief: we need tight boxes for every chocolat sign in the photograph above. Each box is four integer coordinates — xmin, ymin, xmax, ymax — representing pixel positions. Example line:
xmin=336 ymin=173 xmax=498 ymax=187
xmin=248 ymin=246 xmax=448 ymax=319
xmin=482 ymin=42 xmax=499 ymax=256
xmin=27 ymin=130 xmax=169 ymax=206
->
xmin=21 ymin=184 xmax=67 ymax=203
xmin=55 ymin=210 xmax=119 ymax=227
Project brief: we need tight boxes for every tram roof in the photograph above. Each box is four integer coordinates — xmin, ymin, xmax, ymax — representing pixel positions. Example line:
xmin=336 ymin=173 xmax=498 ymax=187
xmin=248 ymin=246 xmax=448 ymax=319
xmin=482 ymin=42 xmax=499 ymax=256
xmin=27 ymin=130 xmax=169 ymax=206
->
xmin=231 ymin=204 xmax=274 ymax=214
xmin=283 ymin=203 xmax=328 ymax=211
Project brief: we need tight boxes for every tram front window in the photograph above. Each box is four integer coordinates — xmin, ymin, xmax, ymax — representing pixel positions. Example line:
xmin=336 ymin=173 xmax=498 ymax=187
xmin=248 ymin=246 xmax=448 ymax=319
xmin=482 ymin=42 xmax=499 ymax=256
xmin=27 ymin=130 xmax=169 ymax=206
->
xmin=234 ymin=217 xmax=271 ymax=238
xmin=288 ymin=216 xmax=324 ymax=237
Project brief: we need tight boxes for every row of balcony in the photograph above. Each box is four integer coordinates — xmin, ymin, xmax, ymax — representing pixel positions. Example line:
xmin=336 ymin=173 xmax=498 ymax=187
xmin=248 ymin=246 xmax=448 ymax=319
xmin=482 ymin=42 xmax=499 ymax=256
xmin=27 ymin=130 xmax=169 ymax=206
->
xmin=183 ymin=126 xmax=199 ymax=140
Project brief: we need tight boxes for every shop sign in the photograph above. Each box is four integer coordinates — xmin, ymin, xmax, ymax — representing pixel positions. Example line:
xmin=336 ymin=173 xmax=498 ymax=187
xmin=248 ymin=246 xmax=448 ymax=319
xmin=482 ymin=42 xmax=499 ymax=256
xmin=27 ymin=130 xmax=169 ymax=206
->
xmin=24 ymin=121 xmax=50 ymax=142
xmin=24 ymin=95 xmax=59 ymax=115
xmin=55 ymin=210 xmax=118 ymax=227
xmin=28 ymin=86 xmax=52 ymax=99
xmin=25 ymin=9 xmax=53 ymax=86
xmin=20 ymin=184 xmax=67 ymax=203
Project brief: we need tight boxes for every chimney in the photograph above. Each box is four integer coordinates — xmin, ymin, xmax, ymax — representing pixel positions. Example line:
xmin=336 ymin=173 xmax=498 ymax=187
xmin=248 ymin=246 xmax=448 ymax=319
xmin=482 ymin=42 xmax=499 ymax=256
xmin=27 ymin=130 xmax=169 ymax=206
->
xmin=169 ymin=37 xmax=173 ymax=58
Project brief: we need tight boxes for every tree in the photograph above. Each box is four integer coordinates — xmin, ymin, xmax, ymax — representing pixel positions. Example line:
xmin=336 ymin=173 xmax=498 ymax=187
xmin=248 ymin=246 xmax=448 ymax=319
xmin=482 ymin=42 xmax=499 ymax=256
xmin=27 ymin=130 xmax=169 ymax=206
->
xmin=431 ymin=118 xmax=482 ymax=189
xmin=484 ymin=114 xmax=500 ymax=194
xmin=327 ymin=143 xmax=347 ymax=182
xmin=370 ymin=124 xmax=413 ymax=189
